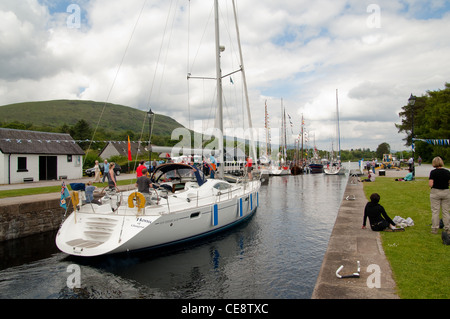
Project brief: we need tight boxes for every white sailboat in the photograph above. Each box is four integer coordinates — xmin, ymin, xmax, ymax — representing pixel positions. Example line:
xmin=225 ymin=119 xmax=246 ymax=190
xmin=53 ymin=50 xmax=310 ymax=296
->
xmin=56 ymin=0 xmax=261 ymax=257
xmin=257 ymin=100 xmax=272 ymax=183
xmin=324 ymin=89 xmax=346 ymax=175
xmin=270 ymin=99 xmax=290 ymax=176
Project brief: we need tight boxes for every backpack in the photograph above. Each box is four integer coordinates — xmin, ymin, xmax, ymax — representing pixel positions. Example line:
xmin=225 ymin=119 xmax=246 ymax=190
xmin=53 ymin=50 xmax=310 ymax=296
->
xmin=442 ymin=231 xmax=450 ymax=245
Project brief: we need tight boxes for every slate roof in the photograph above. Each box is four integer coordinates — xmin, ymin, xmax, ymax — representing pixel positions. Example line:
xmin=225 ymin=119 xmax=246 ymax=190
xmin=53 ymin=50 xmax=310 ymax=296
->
xmin=100 ymin=141 xmax=145 ymax=157
xmin=0 ymin=128 xmax=85 ymax=155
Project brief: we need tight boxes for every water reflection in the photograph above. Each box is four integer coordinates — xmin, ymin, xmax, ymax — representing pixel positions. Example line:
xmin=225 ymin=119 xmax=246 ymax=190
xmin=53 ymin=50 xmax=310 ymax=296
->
xmin=0 ymin=173 xmax=347 ymax=299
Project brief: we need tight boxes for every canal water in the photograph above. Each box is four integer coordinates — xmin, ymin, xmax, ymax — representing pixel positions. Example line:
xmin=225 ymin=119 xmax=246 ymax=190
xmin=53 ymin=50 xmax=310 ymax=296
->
xmin=0 ymin=172 xmax=348 ymax=299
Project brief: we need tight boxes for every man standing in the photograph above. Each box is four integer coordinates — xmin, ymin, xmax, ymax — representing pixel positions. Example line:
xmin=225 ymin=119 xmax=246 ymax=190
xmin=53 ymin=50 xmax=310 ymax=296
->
xmin=135 ymin=168 xmax=154 ymax=205
xmin=136 ymin=160 xmax=146 ymax=178
xmin=245 ymin=156 xmax=253 ymax=180
xmin=102 ymin=160 xmax=109 ymax=182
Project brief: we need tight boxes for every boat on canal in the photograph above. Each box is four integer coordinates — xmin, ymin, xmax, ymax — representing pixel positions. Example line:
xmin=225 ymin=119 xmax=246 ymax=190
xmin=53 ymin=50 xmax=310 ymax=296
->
xmin=324 ymin=89 xmax=346 ymax=175
xmin=56 ymin=0 xmax=261 ymax=257
xmin=56 ymin=163 xmax=260 ymax=257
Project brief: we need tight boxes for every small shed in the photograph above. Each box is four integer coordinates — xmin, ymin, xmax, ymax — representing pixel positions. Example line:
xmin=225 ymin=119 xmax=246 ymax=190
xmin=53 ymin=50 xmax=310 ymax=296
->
xmin=0 ymin=128 xmax=85 ymax=184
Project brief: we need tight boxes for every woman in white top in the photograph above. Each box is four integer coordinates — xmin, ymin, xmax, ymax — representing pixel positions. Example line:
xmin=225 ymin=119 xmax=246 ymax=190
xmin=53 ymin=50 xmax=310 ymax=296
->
xmin=93 ymin=160 xmax=101 ymax=183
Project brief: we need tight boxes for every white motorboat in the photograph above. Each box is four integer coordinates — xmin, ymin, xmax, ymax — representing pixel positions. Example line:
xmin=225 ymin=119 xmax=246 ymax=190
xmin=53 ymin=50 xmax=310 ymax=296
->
xmin=56 ymin=0 xmax=261 ymax=257
xmin=56 ymin=164 xmax=260 ymax=257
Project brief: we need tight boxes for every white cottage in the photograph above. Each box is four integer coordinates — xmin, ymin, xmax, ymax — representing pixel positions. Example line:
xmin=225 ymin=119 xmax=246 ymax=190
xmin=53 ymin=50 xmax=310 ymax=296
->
xmin=0 ymin=128 xmax=85 ymax=184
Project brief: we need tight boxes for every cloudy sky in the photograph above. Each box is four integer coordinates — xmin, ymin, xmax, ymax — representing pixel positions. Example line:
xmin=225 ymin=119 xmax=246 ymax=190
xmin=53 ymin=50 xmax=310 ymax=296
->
xmin=1 ymin=0 xmax=449 ymax=152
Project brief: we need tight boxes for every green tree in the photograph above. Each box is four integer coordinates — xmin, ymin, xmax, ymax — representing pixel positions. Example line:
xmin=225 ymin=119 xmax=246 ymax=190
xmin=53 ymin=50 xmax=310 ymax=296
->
xmin=70 ymin=119 xmax=92 ymax=150
xmin=396 ymin=83 xmax=450 ymax=162
xmin=59 ymin=123 xmax=71 ymax=134
xmin=2 ymin=121 xmax=33 ymax=130
xmin=376 ymin=142 xmax=390 ymax=159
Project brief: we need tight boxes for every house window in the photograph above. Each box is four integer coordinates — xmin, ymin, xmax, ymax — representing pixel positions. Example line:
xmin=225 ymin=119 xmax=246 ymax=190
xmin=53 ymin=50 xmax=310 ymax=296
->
xmin=17 ymin=157 xmax=28 ymax=172
xmin=67 ymin=155 xmax=72 ymax=162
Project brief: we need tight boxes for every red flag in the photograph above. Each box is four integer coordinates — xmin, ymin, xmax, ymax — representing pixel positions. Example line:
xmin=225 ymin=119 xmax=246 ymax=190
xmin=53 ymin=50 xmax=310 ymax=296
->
xmin=127 ymin=136 xmax=132 ymax=161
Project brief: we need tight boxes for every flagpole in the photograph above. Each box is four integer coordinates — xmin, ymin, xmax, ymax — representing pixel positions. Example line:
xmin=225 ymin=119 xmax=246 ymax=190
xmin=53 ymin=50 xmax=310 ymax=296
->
xmin=127 ymin=135 xmax=132 ymax=174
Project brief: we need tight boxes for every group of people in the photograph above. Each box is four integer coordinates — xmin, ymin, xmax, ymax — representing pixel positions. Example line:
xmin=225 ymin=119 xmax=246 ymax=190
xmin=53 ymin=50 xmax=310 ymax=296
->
xmin=91 ymin=160 xmax=117 ymax=187
xmin=84 ymin=160 xmax=118 ymax=204
xmin=361 ymin=156 xmax=449 ymax=244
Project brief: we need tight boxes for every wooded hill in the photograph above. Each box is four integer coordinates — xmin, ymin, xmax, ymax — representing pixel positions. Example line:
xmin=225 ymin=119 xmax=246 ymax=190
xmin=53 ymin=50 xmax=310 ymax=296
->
xmin=0 ymin=99 xmax=185 ymax=140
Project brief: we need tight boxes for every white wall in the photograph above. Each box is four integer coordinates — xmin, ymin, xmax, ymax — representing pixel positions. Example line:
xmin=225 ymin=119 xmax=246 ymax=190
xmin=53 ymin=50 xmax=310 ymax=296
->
xmin=0 ymin=153 xmax=83 ymax=184
xmin=57 ymin=154 xmax=83 ymax=180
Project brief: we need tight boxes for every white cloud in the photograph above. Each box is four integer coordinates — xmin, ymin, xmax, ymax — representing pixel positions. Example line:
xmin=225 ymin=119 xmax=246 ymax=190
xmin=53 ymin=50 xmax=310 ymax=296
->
xmin=0 ymin=0 xmax=449 ymax=153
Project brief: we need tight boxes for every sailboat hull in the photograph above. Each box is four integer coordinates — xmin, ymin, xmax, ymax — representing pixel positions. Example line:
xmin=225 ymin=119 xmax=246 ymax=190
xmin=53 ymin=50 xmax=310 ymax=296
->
xmin=269 ymin=166 xmax=290 ymax=176
xmin=56 ymin=179 xmax=260 ymax=257
xmin=290 ymin=166 xmax=303 ymax=175
xmin=309 ymin=164 xmax=323 ymax=174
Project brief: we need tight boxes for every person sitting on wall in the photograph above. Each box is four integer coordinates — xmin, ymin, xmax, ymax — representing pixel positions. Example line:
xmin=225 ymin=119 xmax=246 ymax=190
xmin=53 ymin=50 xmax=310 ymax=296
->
xmin=362 ymin=193 xmax=404 ymax=232
xmin=360 ymin=171 xmax=376 ymax=182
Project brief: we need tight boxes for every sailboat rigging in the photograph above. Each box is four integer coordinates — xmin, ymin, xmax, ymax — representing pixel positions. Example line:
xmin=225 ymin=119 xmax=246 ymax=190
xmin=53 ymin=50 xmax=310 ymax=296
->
xmin=290 ymin=114 xmax=304 ymax=175
xmin=56 ymin=0 xmax=261 ymax=257
xmin=269 ymin=99 xmax=290 ymax=176
xmin=324 ymin=89 xmax=346 ymax=175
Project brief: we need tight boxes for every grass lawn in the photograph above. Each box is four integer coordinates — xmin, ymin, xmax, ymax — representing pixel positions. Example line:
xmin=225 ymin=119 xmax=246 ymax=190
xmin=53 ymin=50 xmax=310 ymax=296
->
xmin=363 ymin=177 xmax=449 ymax=299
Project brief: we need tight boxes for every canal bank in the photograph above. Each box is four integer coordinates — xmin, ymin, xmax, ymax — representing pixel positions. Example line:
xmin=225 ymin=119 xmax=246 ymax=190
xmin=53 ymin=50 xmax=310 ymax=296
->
xmin=312 ymin=165 xmax=432 ymax=299
xmin=311 ymin=175 xmax=399 ymax=299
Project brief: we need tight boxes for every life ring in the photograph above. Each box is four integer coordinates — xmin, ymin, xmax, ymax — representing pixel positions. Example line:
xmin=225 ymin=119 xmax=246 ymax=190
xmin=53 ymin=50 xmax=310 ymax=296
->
xmin=128 ymin=192 xmax=146 ymax=209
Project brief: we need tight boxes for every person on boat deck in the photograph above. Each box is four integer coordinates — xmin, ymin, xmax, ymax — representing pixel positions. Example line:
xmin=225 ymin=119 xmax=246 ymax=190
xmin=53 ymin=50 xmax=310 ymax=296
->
xmin=209 ymin=155 xmax=217 ymax=171
xmin=85 ymin=181 xmax=102 ymax=205
xmin=362 ymin=193 xmax=402 ymax=231
xmin=135 ymin=168 xmax=155 ymax=205
xmin=395 ymin=168 xmax=413 ymax=181
xmin=136 ymin=160 xmax=146 ymax=178
xmin=245 ymin=156 xmax=253 ymax=180
xmin=107 ymin=162 xmax=117 ymax=189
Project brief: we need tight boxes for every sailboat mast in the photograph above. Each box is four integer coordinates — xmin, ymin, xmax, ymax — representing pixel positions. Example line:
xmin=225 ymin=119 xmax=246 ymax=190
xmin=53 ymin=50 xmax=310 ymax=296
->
xmin=336 ymin=89 xmax=341 ymax=161
xmin=281 ymin=98 xmax=287 ymax=162
xmin=301 ymin=114 xmax=304 ymax=163
xmin=280 ymin=99 xmax=284 ymax=162
xmin=214 ymin=0 xmax=224 ymax=179
xmin=265 ymin=100 xmax=269 ymax=157
xmin=232 ymin=0 xmax=257 ymax=163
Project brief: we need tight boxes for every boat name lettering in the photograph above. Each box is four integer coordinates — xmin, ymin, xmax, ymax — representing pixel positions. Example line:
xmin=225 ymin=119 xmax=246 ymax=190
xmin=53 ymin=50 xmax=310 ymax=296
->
xmin=136 ymin=217 xmax=152 ymax=224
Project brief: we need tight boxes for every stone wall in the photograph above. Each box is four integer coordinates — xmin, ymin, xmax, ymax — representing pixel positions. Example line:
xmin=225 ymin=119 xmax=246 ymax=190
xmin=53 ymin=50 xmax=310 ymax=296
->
xmin=0 ymin=199 xmax=64 ymax=242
